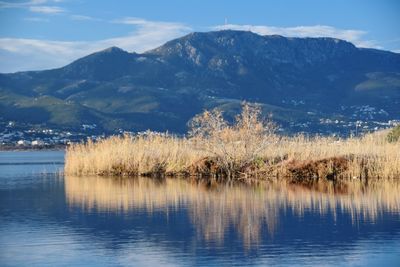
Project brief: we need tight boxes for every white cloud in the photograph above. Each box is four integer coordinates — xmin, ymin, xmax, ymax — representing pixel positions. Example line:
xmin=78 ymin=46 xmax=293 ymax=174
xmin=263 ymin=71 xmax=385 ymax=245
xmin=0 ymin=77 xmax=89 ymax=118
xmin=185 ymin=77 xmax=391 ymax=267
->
xmin=30 ymin=0 xmax=51 ymax=4
xmin=213 ymin=24 xmax=382 ymax=49
xmin=23 ymin=16 xmax=50 ymax=22
xmin=0 ymin=0 xmax=65 ymax=15
xmin=29 ymin=5 xmax=64 ymax=14
xmin=113 ymin=17 xmax=192 ymax=32
xmin=0 ymin=1 xmax=29 ymax=8
xmin=0 ymin=18 xmax=192 ymax=73
xmin=69 ymin=14 xmax=99 ymax=21
xmin=0 ymin=0 xmax=57 ymax=8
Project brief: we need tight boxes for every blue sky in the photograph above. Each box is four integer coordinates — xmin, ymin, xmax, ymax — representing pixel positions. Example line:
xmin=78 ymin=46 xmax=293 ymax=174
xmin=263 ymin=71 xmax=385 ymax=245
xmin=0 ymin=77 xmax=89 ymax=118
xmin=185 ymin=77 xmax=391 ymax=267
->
xmin=0 ymin=0 xmax=399 ymax=73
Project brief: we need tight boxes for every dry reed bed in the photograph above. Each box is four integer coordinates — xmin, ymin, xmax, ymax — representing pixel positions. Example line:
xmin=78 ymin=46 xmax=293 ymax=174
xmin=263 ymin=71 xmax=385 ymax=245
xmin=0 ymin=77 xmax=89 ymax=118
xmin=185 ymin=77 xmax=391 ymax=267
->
xmin=65 ymin=104 xmax=400 ymax=181
xmin=65 ymin=132 xmax=400 ymax=181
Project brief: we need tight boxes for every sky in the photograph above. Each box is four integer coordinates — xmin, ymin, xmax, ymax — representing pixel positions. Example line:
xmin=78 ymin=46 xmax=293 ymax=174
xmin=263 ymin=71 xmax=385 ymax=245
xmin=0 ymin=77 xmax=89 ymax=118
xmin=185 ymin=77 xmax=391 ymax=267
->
xmin=0 ymin=0 xmax=399 ymax=73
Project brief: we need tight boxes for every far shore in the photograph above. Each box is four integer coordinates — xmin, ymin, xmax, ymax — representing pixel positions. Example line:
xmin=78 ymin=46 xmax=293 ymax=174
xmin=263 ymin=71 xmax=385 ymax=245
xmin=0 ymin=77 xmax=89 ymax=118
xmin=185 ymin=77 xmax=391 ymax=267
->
xmin=0 ymin=144 xmax=66 ymax=152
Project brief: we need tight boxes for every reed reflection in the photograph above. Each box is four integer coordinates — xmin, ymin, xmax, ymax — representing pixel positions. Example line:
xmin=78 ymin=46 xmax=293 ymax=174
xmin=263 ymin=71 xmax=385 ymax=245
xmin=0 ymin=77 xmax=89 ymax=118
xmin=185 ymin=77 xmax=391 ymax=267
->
xmin=65 ymin=176 xmax=400 ymax=247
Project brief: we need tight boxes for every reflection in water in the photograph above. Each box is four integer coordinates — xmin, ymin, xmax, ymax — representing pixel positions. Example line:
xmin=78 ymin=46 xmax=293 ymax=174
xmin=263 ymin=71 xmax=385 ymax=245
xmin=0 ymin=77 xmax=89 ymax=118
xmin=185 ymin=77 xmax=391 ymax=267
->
xmin=65 ymin=176 xmax=400 ymax=247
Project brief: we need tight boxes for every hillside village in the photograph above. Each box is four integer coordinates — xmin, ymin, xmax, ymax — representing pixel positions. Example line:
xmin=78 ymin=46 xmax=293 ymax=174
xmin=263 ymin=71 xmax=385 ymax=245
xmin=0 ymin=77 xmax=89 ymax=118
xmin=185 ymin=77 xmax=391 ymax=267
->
xmin=1 ymin=113 xmax=399 ymax=149
xmin=0 ymin=121 xmax=102 ymax=149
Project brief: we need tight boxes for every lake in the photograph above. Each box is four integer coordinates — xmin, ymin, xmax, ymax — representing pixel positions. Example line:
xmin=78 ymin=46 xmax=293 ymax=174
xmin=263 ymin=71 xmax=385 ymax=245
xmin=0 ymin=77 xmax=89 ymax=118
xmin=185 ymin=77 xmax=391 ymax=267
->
xmin=1 ymin=151 xmax=400 ymax=266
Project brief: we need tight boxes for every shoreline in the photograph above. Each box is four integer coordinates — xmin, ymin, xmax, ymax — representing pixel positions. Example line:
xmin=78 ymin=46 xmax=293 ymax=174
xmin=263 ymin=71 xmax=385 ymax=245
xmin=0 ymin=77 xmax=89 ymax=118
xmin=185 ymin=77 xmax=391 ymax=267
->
xmin=0 ymin=145 xmax=66 ymax=152
xmin=72 ymin=154 xmax=394 ymax=186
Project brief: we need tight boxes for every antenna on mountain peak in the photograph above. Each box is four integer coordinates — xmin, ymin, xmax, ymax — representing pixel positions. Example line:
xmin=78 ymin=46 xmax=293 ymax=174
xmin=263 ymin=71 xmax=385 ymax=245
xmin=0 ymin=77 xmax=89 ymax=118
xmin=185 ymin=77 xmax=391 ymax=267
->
xmin=224 ymin=17 xmax=228 ymax=27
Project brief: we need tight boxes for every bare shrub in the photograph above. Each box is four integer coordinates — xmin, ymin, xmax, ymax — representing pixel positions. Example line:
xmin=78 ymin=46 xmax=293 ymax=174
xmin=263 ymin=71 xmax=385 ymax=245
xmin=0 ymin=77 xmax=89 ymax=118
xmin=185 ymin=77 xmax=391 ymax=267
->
xmin=189 ymin=102 xmax=277 ymax=178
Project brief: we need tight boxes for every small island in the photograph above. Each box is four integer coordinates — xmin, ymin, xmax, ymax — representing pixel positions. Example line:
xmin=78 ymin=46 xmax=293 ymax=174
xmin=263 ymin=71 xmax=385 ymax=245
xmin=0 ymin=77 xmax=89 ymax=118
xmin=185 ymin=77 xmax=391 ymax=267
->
xmin=65 ymin=104 xmax=400 ymax=185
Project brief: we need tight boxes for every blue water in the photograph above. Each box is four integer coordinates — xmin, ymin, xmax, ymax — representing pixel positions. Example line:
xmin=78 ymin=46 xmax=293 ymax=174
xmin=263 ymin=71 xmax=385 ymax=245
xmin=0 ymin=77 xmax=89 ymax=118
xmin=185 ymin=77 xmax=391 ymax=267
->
xmin=0 ymin=151 xmax=399 ymax=266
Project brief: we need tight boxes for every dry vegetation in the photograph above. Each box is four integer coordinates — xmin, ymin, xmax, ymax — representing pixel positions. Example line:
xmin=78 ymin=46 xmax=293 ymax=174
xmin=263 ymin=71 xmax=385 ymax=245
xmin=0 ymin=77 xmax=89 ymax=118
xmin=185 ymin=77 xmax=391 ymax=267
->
xmin=65 ymin=103 xmax=400 ymax=183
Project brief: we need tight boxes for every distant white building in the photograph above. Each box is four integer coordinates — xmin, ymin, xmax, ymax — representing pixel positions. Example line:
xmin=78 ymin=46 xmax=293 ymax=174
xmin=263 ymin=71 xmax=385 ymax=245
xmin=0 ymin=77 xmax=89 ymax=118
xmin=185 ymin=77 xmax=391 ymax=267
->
xmin=17 ymin=140 xmax=30 ymax=146
xmin=31 ymin=140 xmax=44 ymax=146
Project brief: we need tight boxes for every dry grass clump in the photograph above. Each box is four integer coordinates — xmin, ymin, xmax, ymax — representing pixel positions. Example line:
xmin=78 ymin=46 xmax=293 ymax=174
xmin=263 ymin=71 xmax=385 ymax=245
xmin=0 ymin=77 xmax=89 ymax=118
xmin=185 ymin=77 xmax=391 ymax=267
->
xmin=267 ymin=132 xmax=400 ymax=181
xmin=65 ymin=103 xmax=400 ymax=182
xmin=65 ymin=133 xmax=206 ymax=176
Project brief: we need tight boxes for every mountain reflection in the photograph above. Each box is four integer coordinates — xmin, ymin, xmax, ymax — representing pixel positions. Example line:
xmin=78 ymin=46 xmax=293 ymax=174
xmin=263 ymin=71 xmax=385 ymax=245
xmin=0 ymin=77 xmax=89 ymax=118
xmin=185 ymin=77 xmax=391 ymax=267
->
xmin=65 ymin=176 xmax=400 ymax=247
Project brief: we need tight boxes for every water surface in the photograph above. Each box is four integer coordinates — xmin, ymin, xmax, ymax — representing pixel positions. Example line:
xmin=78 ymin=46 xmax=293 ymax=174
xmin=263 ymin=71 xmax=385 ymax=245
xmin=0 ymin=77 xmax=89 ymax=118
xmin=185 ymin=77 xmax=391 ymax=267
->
xmin=1 ymin=151 xmax=399 ymax=266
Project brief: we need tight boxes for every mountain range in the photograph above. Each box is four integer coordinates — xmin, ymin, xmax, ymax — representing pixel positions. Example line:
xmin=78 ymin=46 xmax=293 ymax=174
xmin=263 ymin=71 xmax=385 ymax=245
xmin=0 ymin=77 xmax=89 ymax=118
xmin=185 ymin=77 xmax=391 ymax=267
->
xmin=1 ymin=30 xmax=399 ymax=134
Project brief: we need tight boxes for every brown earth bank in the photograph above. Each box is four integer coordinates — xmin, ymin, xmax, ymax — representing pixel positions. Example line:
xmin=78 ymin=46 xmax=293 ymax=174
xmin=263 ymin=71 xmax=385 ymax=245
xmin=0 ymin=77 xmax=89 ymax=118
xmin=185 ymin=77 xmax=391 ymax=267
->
xmin=77 ymin=154 xmax=396 ymax=187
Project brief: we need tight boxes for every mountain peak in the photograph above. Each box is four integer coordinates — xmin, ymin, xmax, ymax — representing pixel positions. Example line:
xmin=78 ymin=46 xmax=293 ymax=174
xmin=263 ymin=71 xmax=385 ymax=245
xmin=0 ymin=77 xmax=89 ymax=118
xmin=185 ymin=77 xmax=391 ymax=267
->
xmin=101 ymin=46 xmax=127 ymax=54
xmin=148 ymin=30 xmax=356 ymax=52
xmin=145 ymin=30 xmax=359 ymax=68
xmin=59 ymin=46 xmax=134 ymax=80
